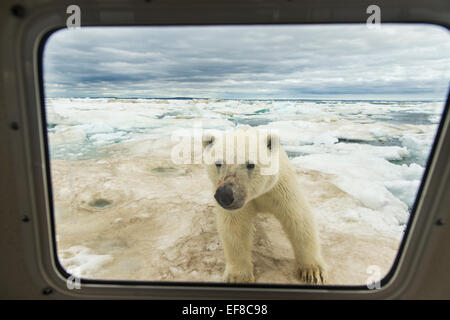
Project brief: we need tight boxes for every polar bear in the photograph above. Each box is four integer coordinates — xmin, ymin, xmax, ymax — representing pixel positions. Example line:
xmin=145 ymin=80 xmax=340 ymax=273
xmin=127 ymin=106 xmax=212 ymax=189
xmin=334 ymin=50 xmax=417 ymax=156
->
xmin=203 ymin=126 xmax=326 ymax=284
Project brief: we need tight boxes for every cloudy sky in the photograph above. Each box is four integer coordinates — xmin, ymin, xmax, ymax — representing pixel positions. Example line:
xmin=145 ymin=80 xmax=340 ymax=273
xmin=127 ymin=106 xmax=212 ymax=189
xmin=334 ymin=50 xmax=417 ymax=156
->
xmin=43 ymin=24 xmax=449 ymax=100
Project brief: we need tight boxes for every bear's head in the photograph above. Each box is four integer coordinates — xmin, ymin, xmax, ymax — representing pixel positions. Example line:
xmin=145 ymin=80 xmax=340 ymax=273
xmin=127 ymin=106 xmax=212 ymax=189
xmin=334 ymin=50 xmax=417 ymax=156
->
xmin=203 ymin=126 xmax=280 ymax=211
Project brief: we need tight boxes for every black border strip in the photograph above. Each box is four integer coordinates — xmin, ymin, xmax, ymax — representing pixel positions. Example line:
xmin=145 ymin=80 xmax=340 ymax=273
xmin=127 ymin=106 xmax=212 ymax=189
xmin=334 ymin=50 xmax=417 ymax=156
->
xmin=37 ymin=23 xmax=450 ymax=293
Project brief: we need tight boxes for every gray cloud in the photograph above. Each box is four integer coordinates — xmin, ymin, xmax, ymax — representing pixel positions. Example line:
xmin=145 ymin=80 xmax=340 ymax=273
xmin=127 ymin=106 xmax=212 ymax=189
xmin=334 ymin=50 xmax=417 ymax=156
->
xmin=43 ymin=24 xmax=450 ymax=100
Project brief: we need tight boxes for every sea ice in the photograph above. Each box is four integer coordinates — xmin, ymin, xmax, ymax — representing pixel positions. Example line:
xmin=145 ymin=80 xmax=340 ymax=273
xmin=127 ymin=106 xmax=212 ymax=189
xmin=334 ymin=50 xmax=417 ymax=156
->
xmin=59 ymin=245 xmax=113 ymax=278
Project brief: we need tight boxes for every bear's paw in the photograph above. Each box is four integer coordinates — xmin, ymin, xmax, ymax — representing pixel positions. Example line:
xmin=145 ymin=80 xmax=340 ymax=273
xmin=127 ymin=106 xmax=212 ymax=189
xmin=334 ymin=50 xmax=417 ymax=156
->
xmin=223 ymin=269 xmax=255 ymax=283
xmin=296 ymin=263 xmax=327 ymax=284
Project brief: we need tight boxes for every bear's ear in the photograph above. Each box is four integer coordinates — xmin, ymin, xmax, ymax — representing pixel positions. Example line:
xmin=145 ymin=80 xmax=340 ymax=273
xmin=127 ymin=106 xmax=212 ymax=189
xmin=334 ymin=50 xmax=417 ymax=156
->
xmin=202 ymin=134 xmax=215 ymax=149
xmin=266 ymin=132 xmax=279 ymax=151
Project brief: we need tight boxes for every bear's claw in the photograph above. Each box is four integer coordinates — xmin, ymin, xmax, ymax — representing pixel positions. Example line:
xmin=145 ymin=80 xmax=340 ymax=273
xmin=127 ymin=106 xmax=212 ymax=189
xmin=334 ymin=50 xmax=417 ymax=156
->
xmin=297 ymin=265 xmax=327 ymax=284
xmin=224 ymin=270 xmax=255 ymax=283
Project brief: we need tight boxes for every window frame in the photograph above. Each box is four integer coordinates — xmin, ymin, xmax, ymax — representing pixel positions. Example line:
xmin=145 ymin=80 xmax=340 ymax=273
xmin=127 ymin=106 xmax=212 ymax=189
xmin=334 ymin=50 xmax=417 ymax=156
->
xmin=5 ymin=0 xmax=450 ymax=299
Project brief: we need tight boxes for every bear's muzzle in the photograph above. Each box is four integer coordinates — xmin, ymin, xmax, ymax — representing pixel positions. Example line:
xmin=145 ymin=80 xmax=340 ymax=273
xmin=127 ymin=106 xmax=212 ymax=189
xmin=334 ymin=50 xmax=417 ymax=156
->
xmin=214 ymin=183 xmax=247 ymax=210
xmin=214 ymin=184 xmax=234 ymax=208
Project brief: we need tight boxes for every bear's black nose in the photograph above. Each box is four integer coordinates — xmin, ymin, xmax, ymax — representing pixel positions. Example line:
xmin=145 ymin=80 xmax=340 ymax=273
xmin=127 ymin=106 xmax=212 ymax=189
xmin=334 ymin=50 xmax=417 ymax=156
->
xmin=214 ymin=185 xmax=234 ymax=208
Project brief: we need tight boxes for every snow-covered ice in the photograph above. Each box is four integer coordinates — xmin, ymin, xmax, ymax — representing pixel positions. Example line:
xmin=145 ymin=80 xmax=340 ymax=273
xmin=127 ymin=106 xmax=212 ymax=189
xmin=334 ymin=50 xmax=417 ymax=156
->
xmin=47 ymin=97 xmax=445 ymax=284
xmin=59 ymin=246 xmax=113 ymax=278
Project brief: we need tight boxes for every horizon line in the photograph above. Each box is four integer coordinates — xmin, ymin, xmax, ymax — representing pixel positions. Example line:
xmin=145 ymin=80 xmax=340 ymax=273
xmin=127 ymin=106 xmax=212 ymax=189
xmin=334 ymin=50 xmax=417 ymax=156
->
xmin=45 ymin=96 xmax=446 ymax=102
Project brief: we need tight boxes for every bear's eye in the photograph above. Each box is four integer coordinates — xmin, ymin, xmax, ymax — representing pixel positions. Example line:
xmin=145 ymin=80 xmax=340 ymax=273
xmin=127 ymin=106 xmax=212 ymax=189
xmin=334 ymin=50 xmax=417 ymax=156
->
xmin=247 ymin=162 xmax=255 ymax=169
xmin=215 ymin=161 xmax=222 ymax=168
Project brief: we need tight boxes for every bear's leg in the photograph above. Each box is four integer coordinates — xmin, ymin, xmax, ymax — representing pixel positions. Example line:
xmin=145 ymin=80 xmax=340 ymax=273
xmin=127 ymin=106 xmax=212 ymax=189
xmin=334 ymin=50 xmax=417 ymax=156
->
xmin=216 ymin=210 xmax=255 ymax=283
xmin=274 ymin=206 xmax=327 ymax=284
